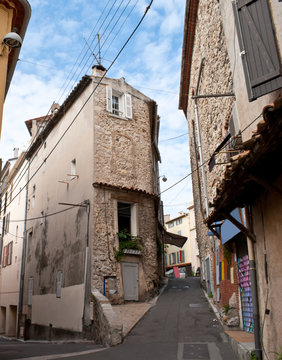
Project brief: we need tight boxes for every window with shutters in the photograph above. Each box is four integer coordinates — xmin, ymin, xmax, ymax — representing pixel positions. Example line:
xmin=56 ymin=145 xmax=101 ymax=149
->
xmin=4 ymin=212 xmax=10 ymax=234
xmin=233 ymin=0 xmax=282 ymax=101
xmin=106 ymin=86 xmax=132 ymax=119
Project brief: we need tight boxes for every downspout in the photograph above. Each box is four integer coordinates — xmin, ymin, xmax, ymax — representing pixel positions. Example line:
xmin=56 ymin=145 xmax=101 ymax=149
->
xmin=82 ymin=200 xmax=90 ymax=327
xmin=17 ymin=164 xmax=30 ymax=338
xmin=245 ymin=206 xmax=262 ymax=360
xmin=193 ymin=57 xmax=209 ymax=217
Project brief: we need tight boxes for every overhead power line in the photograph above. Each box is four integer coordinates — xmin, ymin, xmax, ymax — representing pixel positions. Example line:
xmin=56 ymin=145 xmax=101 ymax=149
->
xmin=1 ymin=0 xmax=154 ymax=214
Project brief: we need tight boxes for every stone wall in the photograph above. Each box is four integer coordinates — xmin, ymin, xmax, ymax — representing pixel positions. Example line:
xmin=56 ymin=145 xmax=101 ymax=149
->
xmin=91 ymin=288 xmax=122 ymax=346
xmin=92 ymin=186 xmax=159 ymax=303
xmin=186 ymin=0 xmax=234 ymax=292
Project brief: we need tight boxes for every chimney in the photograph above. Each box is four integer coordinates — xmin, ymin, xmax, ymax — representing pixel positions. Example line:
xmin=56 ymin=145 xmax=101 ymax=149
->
xmin=51 ymin=103 xmax=60 ymax=116
xmin=13 ymin=147 xmax=19 ymax=158
xmin=92 ymin=64 xmax=106 ymax=77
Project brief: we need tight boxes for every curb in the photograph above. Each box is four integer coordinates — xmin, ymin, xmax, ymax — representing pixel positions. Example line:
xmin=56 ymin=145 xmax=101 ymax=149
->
xmin=203 ymin=290 xmax=254 ymax=360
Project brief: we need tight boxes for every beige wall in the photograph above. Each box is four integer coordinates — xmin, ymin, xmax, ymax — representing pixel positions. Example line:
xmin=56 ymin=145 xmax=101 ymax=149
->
xmin=23 ymin=84 xmax=94 ymax=330
xmin=252 ymin=176 xmax=282 ymax=356
xmin=0 ymin=156 xmax=27 ymax=336
xmin=32 ymin=284 xmax=84 ymax=332
xmin=165 ymin=207 xmax=199 ymax=274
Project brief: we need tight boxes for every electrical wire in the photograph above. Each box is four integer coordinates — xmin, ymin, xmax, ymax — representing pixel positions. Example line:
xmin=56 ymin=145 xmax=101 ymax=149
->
xmin=159 ymin=111 xmax=263 ymax=195
xmin=7 ymin=204 xmax=82 ymax=223
xmin=159 ymin=133 xmax=187 ymax=142
xmin=1 ymin=1 xmax=137 ymax=206
xmin=102 ymin=0 xmax=138 ymax=59
xmin=0 ymin=0 xmax=154 ymax=215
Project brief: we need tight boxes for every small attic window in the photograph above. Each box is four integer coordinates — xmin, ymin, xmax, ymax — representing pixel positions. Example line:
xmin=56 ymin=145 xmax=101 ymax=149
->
xmin=70 ymin=159 xmax=76 ymax=178
xmin=106 ymin=86 xmax=132 ymax=119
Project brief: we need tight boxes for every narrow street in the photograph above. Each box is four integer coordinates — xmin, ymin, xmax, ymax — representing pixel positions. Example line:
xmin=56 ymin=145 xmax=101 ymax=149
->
xmin=0 ymin=278 xmax=238 ymax=360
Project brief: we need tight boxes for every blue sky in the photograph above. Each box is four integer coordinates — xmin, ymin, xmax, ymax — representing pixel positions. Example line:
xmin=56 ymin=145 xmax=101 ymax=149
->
xmin=1 ymin=0 xmax=192 ymax=218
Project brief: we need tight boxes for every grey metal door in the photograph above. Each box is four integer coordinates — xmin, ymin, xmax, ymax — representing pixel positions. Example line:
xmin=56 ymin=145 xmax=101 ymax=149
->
xmin=122 ymin=262 xmax=139 ymax=301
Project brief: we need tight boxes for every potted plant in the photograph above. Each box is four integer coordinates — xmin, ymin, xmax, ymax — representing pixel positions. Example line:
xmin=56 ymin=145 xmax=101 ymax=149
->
xmin=115 ymin=229 xmax=142 ymax=261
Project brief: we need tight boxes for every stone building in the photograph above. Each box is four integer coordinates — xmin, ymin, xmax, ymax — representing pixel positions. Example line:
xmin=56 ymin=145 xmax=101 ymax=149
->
xmin=164 ymin=204 xmax=199 ymax=275
xmin=0 ymin=150 xmax=27 ymax=337
xmin=19 ymin=65 xmax=163 ymax=342
xmin=179 ymin=0 xmax=281 ymax=359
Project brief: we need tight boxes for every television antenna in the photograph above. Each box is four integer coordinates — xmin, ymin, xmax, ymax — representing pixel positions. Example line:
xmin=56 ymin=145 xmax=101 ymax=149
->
xmin=84 ymin=33 xmax=102 ymax=66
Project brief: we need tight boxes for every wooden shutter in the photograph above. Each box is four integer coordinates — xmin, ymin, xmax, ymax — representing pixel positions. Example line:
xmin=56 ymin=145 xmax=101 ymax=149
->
xmin=7 ymin=242 xmax=13 ymax=265
xmin=125 ymin=94 xmax=132 ymax=119
xmin=233 ymin=0 xmax=282 ymax=101
xmin=106 ymin=86 xmax=112 ymax=112
xmin=2 ymin=245 xmax=7 ymax=267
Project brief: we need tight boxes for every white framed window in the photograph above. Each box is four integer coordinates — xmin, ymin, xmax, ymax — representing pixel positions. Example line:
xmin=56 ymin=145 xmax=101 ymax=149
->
xmin=106 ymin=86 xmax=132 ymax=119
xmin=117 ymin=202 xmax=137 ymax=237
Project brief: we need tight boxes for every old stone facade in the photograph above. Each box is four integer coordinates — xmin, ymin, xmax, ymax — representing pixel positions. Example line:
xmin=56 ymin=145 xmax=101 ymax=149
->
xmin=18 ymin=66 xmax=162 ymax=341
xmin=184 ymin=0 xmax=234 ymax=297
xmin=179 ymin=0 xmax=281 ymax=358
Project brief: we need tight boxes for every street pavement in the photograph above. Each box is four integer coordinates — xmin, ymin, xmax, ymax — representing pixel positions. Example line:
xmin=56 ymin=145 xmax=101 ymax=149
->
xmin=0 ymin=277 xmax=238 ymax=360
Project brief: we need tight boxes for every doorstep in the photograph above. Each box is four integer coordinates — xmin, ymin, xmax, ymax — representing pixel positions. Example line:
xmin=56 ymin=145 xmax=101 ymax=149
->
xmin=225 ymin=330 xmax=255 ymax=360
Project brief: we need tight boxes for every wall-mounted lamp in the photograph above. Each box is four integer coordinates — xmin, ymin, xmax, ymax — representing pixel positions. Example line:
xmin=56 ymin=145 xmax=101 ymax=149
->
xmin=0 ymin=31 xmax=23 ymax=56
xmin=158 ymin=175 xmax=167 ymax=182
xmin=3 ymin=32 xmax=22 ymax=48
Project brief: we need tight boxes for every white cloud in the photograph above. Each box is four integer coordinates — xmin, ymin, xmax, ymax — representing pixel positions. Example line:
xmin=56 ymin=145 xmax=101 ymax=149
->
xmin=1 ymin=0 xmax=192 ymax=218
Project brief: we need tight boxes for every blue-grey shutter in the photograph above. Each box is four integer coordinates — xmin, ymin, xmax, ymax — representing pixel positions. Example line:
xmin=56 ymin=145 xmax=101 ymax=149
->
xmin=233 ymin=0 xmax=282 ymax=101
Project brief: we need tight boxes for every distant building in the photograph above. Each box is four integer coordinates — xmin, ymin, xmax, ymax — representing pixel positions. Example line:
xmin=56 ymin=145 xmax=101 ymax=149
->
xmin=0 ymin=150 xmax=27 ymax=337
xmin=18 ymin=66 xmax=163 ymax=342
xmin=165 ymin=204 xmax=199 ymax=275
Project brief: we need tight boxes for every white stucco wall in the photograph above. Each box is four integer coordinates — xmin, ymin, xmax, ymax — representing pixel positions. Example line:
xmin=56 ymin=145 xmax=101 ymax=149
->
xmin=32 ymin=284 xmax=84 ymax=332
xmin=0 ymin=155 xmax=27 ymax=336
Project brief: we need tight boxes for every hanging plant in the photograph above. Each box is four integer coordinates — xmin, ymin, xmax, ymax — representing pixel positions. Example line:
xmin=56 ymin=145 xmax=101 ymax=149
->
xmin=115 ymin=229 xmax=142 ymax=261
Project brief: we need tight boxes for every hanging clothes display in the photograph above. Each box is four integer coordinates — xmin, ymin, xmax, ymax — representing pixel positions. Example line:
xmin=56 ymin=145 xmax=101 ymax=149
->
xmin=238 ymin=255 xmax=254 ymax=333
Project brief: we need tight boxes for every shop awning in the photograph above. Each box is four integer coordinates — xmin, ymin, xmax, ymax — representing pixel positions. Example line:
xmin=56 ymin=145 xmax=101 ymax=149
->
xmin=164 ymin=231 xmax=187 ymax=248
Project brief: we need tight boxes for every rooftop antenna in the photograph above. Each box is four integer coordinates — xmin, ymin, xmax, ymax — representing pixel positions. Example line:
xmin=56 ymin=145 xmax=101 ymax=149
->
xmin=97 ymin=34 xmax=101 ymax=65
xmin=83 ymin=33 xmax=102 ymax=66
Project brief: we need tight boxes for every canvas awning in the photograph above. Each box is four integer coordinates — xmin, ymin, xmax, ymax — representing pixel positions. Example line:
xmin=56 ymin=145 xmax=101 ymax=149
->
xmin=164 ymin=231 xmax=187 ymax=248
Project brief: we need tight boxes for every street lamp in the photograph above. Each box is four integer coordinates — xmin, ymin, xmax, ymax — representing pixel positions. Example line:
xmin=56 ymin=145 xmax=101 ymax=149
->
xmin=158 ymin=175 xmax=167 ymax=182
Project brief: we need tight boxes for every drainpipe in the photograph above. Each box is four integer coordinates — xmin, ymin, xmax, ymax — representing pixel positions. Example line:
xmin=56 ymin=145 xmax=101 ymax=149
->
xmin=193 ymin=57 xmax=209 ymax=217
xmin=82 ymin=200 xmax=90 ymax=327
xmin=245 ymin=206 xmax=262 ymax=360
xmin=17 ymin=164 xmax=30 ymax=338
